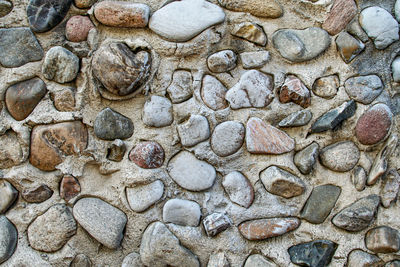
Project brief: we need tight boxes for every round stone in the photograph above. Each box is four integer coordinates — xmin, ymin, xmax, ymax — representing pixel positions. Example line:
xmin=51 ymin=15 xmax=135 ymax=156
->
xmin=319 ymin=141 xmax=360 ymax=172
xmin=66 ymin=16 xmax=94 ymax=42
xmin=42 ymin=46 xmax=79 ymax=83
xmin=129 ymin=141 xmax=165 ymax=169
xmin=207 ymin=50 xmax=237 ymax=73
xmin=142 ymin=96 xmax=173 ymax=127
xmin=211 ymin=121 xmax=245 ymax=157
xmin=163 ymin=199 xmax=201 ymax=227
xmin=22 ymin=184 xmax=53 ymax=203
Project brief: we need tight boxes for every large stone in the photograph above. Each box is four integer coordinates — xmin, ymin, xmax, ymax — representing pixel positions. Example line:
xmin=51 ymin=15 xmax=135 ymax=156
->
xmin=239 ymin=218 xmax=300 ymax=240
xmin=177 ymin=115 xmax=210 ymax=147
xmin=278 ymin=110 xmax=312 ymax=128
xmin=27 ymin=0 xmax=72 ymax=32
xmin=211 ymin=121 xmax=245 ymax=157
xmin=335 ymin=32 xmax=365 ymax=63
xmin=322 ymin=0 xmax=357 ymax=35
xmin=222 ymin=171 xmax=254 ymax=208
xmin=126 ymin=180 xmax=164 ymax=212
xmin=207 ymin=50 xmax=237 ymax=73
xmin=347 ymin=249 xmax=383 ymax=267
xmin=142 ymin=96 xmax=173 ymax=127
xmin=94 ymin=108 xmax=134 ymax=140
xmin=294 ymin=142 xmax=319 ymax=175
xmin=201 ymin=75 xmax=228 ymax=110
xmin=0 ymin=216 xmax=17 ymax=264
xmin=218 ymin=0 xmax=282 ymax=18
xmin=0 ymin=0 xmax=12 ymax=17
xmin=42 ymin=46 xmax=79 ymax=84
xmin=365 ymin=226 xmax=400 ymax=253
xmin=288 ymin=240 xmax=338 ymax=267
xmin=260 ymin=166 xmax=306 ymax=198
xmin=129 ymin=141 xmax=164 ymax=169
xmin=278 ymin=75 xmax=311 ymax=108
xmin=0 ymin=131 xmax=23 ymax=169
xmin=163 ymin=199 xmax=201 ymax=227
xmin=203 ymin=213 xmax=231 ymax=237
xmin=167 ymin=70 xmax=193 ymax=104
xmin=94 ymin=1 xmax=150 ymax=27
xmin=231 ymin=22 xmax=267 ymax=46
xmin=244 ymin=254 xmax=277 ymax=267
xmin=351 ymin=166 xmax=367 ymax=191
xmin=344 ymin=75 xmax=383 ymax=104
xmin=240 ymin=51 xmax=270 ymax=69
xmin=312 ymin=75 xmax=339 ymax=99
xmin=319 ymin=141 xmax=360 ymax=172
xmin=66 ymin=16 xmax=94 ymax=42
xmin=22 ymin=184 xmax=53 ymax=203
xmin=59 ymin=175 xmax=80 ymax=202
xmin=207 ymin=252 xmax=230 ymax=267
xmin=381 ymin=170 xmax=400 ymax=208
xmin=0 ymin=180 xmax=18 ymax=214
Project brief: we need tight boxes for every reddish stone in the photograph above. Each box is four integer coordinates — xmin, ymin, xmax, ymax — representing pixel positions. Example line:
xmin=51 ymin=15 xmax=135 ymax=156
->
xmin=22 ymin=184 xmax=53 ymax=203
xmin=129 ymin=141 xmax=165 ymax=169
xmin=66 ymin=15 xmax=94 ymax=42
xmin=278 ymin=75 xmax=311 ymax=108
xmin=60 ymin=175 xmax=81 ymax=202
xmin=365 ymin=226 xmax=400 ymax=253
xmin=238 ymin=218 xmax=300 ymax=240
xmin=323 ymin=0 xmax=357 ymax=36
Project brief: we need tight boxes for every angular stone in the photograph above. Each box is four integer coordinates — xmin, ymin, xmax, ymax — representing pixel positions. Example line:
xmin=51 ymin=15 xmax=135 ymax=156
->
xmin=218 ymin=0 xmax=282 ymax=18
xmin=211 ymin=121 xmax=245 ymax=157
xmin=322 ymin=0 xmax=357 ymax=35
xmin=94 ymin=108 xmax=133 ymax=140
xmin=28 ymin=204 xmax=77 ymax=252
xmin=312 ymin=75 xmax=339 ymax=99
xmin=231 ymin=22 xmax=267 ymax=46
xmin=246 ymin=117 xmax=295 ymax=154
xmin=244 ymin=254 xmax=277 ymax=267
xmin=0 ymin=216 xmax=17 ymax=264
xmin=122 ymin=252 xmax=143 ymax=267
xmin=22 ymin=184 xmax=53 ymax=204
xmin=351 ymin=166 xmax=367 ymax=191
xmin=167 ymin=70 xmax=193 ymax=104
xmin=381 ymin=170 xmax=400 ymax=208
xmin=239 ymin=218 xmax=300 ymax=240
xmin=278 ymin=75 xmax=311 ymax=108
xmin=107 ymin=139 xmax=126 ymax=162
xmin=392 ymin=57 xmax=400 ymax=82
xmin=163 ymin=199 xmax=201 ymax=227
xmin=129 ymin=141 xmax=164 ymax=169
xmin=294 ymin=142 xmax=319 ymax=175
xmin=208 ymin=252 xmax=230 ymax=267
xmin=149 ymin=0 xmax=225 ymax=42
xmin=142 ymin=96 xmax=173 ymax=127
xmin=365 ymin=226 xmax=400 ymax=253
xmin=66 ymin=16 xmax=94 ymax=42
xmin=278 ymin=110 xmax=312 ymax=128
xmin=52 ymin=87 xmax=75 ymax=112
xmin=60 ymin=175 xmax=80 ymax=202
xmin=73 ymin=197 xmax=127 ymax=249
xmin=222 ymin=171 xmax=254 ymax=208
xmin=319 ymin=141 xmax=360 ymax=172
xmin=201 ymin=75 xmax=228 ymax=110
xmin=347 ymin=249 xmax=383 ymax=267
xmin=336 ymin=31 xmax=365 ymax=63
xmin=332 ymin=194 xmax=380 ymax=232
xmin=177 ymin=115 xmax=210 ymax=147
xmin=27 ymin=0 xmax=72 ymax=32
xmin=126 ymin=180 xmax=164 ymax=212
xmin=42 ymin=46 xmax=79 ymax=83
xmin=0 ymin=180 xmax=18 ymax=214
xmin=0 ymin=0 xmax=12 ymax=17
xmin=94 ymin=1 xmax=150 ymax=27
xmin=260 ymin=166 xmax=305 ymax=198
xmin=288 ymin=240 xmax=337 ymax=267
xmin=70 ymin=254 xmax=92 ymax=267
xmin=240 ymin=51 xmax=270 ymax=69
xmin=203 ymin=213 xmax=231 ymax=237
xmin=207 ymin=50 xmax=237 ymax=73
xmin=346 ymin=18 xmax=369 ymax=42
xmin=345 ymin=75 xmax=383 ymax=104
xmin=0 ymin=131 xmax=23 ymax=169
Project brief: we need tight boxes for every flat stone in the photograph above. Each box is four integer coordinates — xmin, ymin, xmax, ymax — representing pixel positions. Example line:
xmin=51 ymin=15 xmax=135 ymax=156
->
xmin=42 ymin=46 xmax=79 ymax=83
xmin=211 ymin=121 xmax=245 ymax=157
xmin=0 ymin=180 xmax=18 ymax=214
xmin=222 ymin=171 xmax=254 ymax=208
xmin=288 ymin=240 xmax=338 ymax=267
xmin=0 ymin=216 xmax=17 ymax=264
xmin=28 ymin=204 xmax=77 ymax=252
xmin=0 ymin=131 xmax=23 ymax=169
xmin=260 ymin=166 xmax=306 ymax=198
xmin=332 ymin=194 xmax=380 ymax=232
xmin=365 ymin=226 xmax=400 ymax=253
xmin=244 ymin=254 xmax=277 ymax=267
xmin=167 ymin=70 xmax=193 ymax=104
xmin=392 ymin=57 xmax=400 ymax=82
xmin=207 ymin=50 xmax=237 ymax=73
xmin=360 ymin=7 xmax=399 ymax=49
xmin=240 ymin=51 xmax=270 ymax=69
xmin=22 ymin=184 xmax=53 ymax=203
xmin=336 ymin=31 xmax=365 ymax=63
xmin=121 ymin=252 xmax=143 ymax=267
xmin=0 ymin=28 xmax=44 ymax=68
xmin=246 ymin=117 xmax=295 ymax=155
xmin=126 ymin=180 xmax=164 ymax=212
xmin=163 ymin=199 xmax=201 ymax=227
xmin=351 ymin=166 xmax=367 ymax=191
xmin=129 ymin=141 xmax=164 ymax=169
xmin=107 ymin=139 xmax=126 ymax=162
xmin=344 ymin=75 xmax=383 ymax=104
xmin=203 ymin=213 xmax=231 ymax=237
xmin=94 ymin=108 xmax=133 ymax=140
xmin=27 ymin=0 xmax=72 ymax=32
xmin=301 ymin=184 xmax=341 ymax=224
xmin=312 ymin=75 xmax=339 ymax=99
xmin=322 ymin=0 xmax=357 ymax=35
xmin=66 ymin=16 xmax=94 ymax=42
xmin=52 ymin=87 xmax=75 ymax=112
xmin=140 ymin=221 xmax=200 ymax=267
xmin=225 ymin=70 xmax=274 ymax=109
xmin=294 ymin=142 xmax=319 ymax=175
xmin=142 ymin=96 xmax=173 ymax=127
xmin=231 ymin=22 xmax=267 ymax=46
xmin=0 ymin=0 xmax=12 ymax=17
xmin=60 ymin=175 xmax=80 ymax=202
xmin=207 ymin=252 xmax=230 ymax=267
xmin=278 ymin=110 xmax=312 ymax=128
xmin=74 ymin=0 xmax=96 ymax=8
xmin=73 ymin=197 xmax=127 ymax=249
xmin=347 ymin=249 xmax=383 ymax=267
xmin=177 ymin=115 xmax=210 ymax=147
xmin=218 ymin=0 xmax=282 ymax=18
xmin=272 ymin=27 xmax=330 ymax=62
xmin=278 ymin=75 xmax=311 ymax=108
xmin=238 ymin=217 xmax=300 ymax=240
xmin=201 ymin=75 xmax=228 ymax=110
xmin=149 ymin=0 xmax=225 ymax=42
xmin=94 ymin=1 xmax=150 ymax=27
xmin=319 ymin=141 xmax=360 ymax=172
xmin=168 ymin=151 xmax=216 ymax=191
xmin=70 ymin=254 xmax=92 ymax=267
xmin=381 ymin=170 xmax=400 ymax=208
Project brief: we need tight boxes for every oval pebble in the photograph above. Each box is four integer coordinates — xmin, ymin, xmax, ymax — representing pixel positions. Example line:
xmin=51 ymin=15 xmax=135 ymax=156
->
xmin=211 ymin=121 xmax=245 ymax=157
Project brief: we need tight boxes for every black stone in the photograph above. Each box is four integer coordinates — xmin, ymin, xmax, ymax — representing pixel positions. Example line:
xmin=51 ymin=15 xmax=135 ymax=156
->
xmin=94 ymin=108 xmax=134 ymax=140
xmin=288 ymin=240 xmax=338 ymax=267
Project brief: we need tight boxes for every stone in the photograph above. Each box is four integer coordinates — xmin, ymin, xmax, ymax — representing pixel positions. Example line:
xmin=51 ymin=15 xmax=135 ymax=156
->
xmin=346 ymin=18 xmax=369 ymax=42
xmin=347 ymin=249 xmax=383 ymax=267
xmin=278 ymin=75 xmax=311 ymax=108
xmin=260 ymin=166 xmax=306 ymax=198
xmin=392 ymin=57 xmax=400 ymax=82
xmin=60 ymin=175 xmax=80 ymax=202
xmin=0 ymin=131 xmax=23 ymax=169
xmin=203 ymin=213 xmax=231 ymax=237
xmin=351 ymin=166 xmax=367 ymax=191
xmin=312 ymin=75 xmax=339 ymax=99
xmin=301 ymin=184 xmax=341 ymax=224
xmin=231 ymin=22 xmax=267 ymax=46
xmin=288 ymin=240 xmax=338 ymax=267
xmin=52 ymin=87 xmax=75 ymax=112
xmin=335 ymin=31 xmax=365 ymax=63
xmin=27 ymin=204 xmax=77 ymax=252
xmin=218 ymin=0 xmax=282 ymax=18
xmin=244 ymin=254 xmax=277 ymax=267
xmin=201 ymin=75 xmax=228 ymax=110
xmin=246 ymin=117 xmax=295 ymax=154
xmin=310 ymin=100 xmax=356 ymax=133
xmin=240 ymin=51 xmax=270 ymax=69
xmin=387 ymin=261 xmax=400 ymax=267
xmin=107 ymin=139 xmax=126 ymax=162
xmin=344 ymin=75 xmax=383 ymax=104
xmin=322 ymin=0 xmax=357 ymax=35
xmin=75 ymin=0 xmax=96 ymax=8
xmin=294 ymin=142 xmax=319 ymax=175
xmin=22 ymin=184 xmax=53 ymax=203
xmin=211 ymin=121 xmax=245 ymax=157
xmin=360 ymin=7 xmax=399 ymax=49
xmin=73 ymin=197 xmax=127 ymax=249
xmin=0 ymin=216 xmax=17 ymax=264
xmin=0 ymin=28 xmax=44 ymax=68
xmin=167 ymin=70 xmax=193 ymax=104
xmin=272 ymin=27 xmax=331 ymax=62
xmin=5 ymin=77 xmax=47 ymax=121
xmin=94 ymin=108 xmax=134 ymax=140
xmin=66 ymin=16 xmax=94 ymax=42
xmin=238 ymin=217 xmax=300 ymax=240
xmin=121 ymin=252 xmax=143 ymax=267
xmin=168 ymin=151 xmax=216 ymax=191
xmin=332 ymin=194 xmax=380 ymax=232
xmin=177 ymin=115 xmax=210 ymax=147
xmin=140 ymin=221 xmax=200 ymax=267
xmin=42 ymin=46 xmax=79 ymax=84
xmin=207 ymin=50 xmax=237 ymax=73
xmin=94 ymin=2 xmax=150 ymax=27
xmin=70 ymin=254 xmax=92 ymax=267
xmin=278 ymin=110 xmax=312 ymax=128
xmin=365 ymin=226 xmax=400 ymax=253
xmin=163 ymin=199 xmax=201 ymax=227
xmin=355 ymin=103 xmax=392 ymax=146
xmin=0 ymin=180 xmax=18 ymax=214
xmin=222 ymin=171 xmax=254 ymax=208
xmin=92 ymin=42 xmax=151 ymax=98
xmin=126 ymin=180 xmax=164 ymax=212
xmin=319 ymin=141 xmax=360 ymax=172
xmin=27 ymin=0 xmax=72 ymax=32
xmin=129 ymin=141 xmax=164 ymax=169
xmin=149 ymin=0 xmax=225 ymax=42
xmin=381 ymin=170 xmax=400 ymax=208
xmin=142 ymin=96 xmax=173 ymax=127
xmin=0 ymin=0 xmax=12 ymax=17
xmin=225 ymin=70 xmax=274 ymax=109
xmin=207 ymin=252 xmax=230 ymax=267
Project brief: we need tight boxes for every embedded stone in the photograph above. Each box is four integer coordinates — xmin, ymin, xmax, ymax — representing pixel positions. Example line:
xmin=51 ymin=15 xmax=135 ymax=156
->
xmin=163 ymin=199 xmax=201 ymax=227
xmin=70 ymin=254 xmax=92 ymax=267
xmin=218 ymin=0 xmax=282 ymax=18
xmin=312 ymin=75 xmax=339 ymax=99
xmin=0 ymin=216 xmax=17 ymax=264
xmin=387 ymin=260 xmax=400 ymax=267
xmin=0 ymin=180 xmax=18 ymax=214
xmin=94 ymin=108 xmax=134 ymax=140
xmin=211 ymin=121 xmax=245 ymax=157
xmin=167 ymin=70 xmax=193 ymax=104
xmin=126 ymin=180 xmax=164 ymax=212
xmin=278 ymin=75 xmax=311 ymax=108
xmin=142 ymin=96 xmax=173 ymax=127
xmin=288 ymin=240 xmax=338 ymax=267
xmin=231 ymin=22 xmax=267 ymax=46
xmin=208 ymin=252 xmax=230 ymax=267
xmin=260 ymin=166 xmax=306 ymax=198
xmin=94 ymin=1 xmax=150 ymax=27
xmin=201 ymin=75 xmax=228 ymax=110
xmin=240 ymin=51 xmax=270 ymax=69
xmin=0 ymin=0 xmax=12 ymax=17
xmin=222 ymin=171 xmax=254 ymax=208
xmin=177 ymin=115 xmax=210 ymax=147
xmin=392 ymin=57 xmax=400 ymax=82
xmin=203 ymin=213 xmax=231 ymax=237
xmin=351 ymin=166 xmax=367 ymax=191
xmin=238 ymin=218 xmax=300 ymax=240
xmin=121 ymin=252 xmax=143 ymax=267
xmin=27 ymin=0 xmax=72 ymax=32
xmin=381 ymin=170 xmax=400 ymax=208
xmin=74 ymin=0 xmax=96 ymax=8
xmin=278 ymin=110 xmax=312 ymax=128
xmin=346 ymin=17 xmax=369 ymax=42
xmin=365 ymin=226 xmax=400 ymax=253
xmin=66 ymin=16 xmax=94 ymax=42
xmin=319 ymin=141 xmax=360 ymax=172
xmin=207 ymin=50 xmax=237 ymax=73
xmin=42 ymin=46 xmax=79 ymax=84
xmin=347 ymin=249 xmax=383 ymax=267
xmin=22 ymin=184 xmax=53 ymax=203
xmin=52 ymin=87 xmax=75 ymax=112
xmin=0 ymin=131 xmax=23 ymax=169
xmin=60 ymin=175 xmax=80 ymax=202
xmin=129 ymin=141 xmax=164 ymax=169
xmin=107 ymin=139 xmax=126 ymax=162
xmin=244 ymin=254 xmax=277 ymax=267
xmin=336 ymin=31 xmax=365 ymax=63
xmin=294 ymin=142 xmax=319 ymax=175
xmin=322 ymin=0 xmax=357 ymax=35
xmin=344 ymin=75 xmax=383 ymax=104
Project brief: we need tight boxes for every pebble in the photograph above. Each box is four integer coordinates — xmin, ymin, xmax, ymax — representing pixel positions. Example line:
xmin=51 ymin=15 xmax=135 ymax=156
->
xmin=140 ymin=221 xmax=200 ymax=266
xmin=332 ymin=194 xmax=380 ymax=232
xmin=240 ymin=51 xmax=270 ymax=69
xmin=107 ymin=139 xmax=126 ymax=162
xmin=244 ymin=254 xmax=277 ymax=267
xmin=0 ymin=28 xmax=43 ymax=68
xmin=94 ymin=1 xmax=150 ymax=27
xmin=222 ymin=171 xmax=254 ymax=208
xmin=312 ymin=75 xmax=339 ymax=99
xmin=319 ymin=141 xmax=360 ymax=172
xmin=177 ymin=115 xmax=210 ymax=147
xmin=60 ymin=175 xmax=80 ymax=202
xmin=142 ymin=96 xmax=173 ymax=127
xmin=126 ymin=180 xmax=164 ymax=212
xmin=203 ymin=213 xmax=231 ymax=237
xmin=211 ymin=121 xmax=245 ymax=157
xmin=344 ymin=75 xmax=383 ymax=104
xmin=246 ymin=117 xmax=295 ymax=154
xmin=0 ymin=216 xmax=17 ymax=264
xmin=278 ymin=75 xmax=311 ymax=108
xmin=336 ymin=31 xmax=365 ymax=63
xmin=365 ymin=226 xmax=400 ymax=253
xmin=207 ymin=50 xmax=237 ymax=73
xmin=0 ymin=180 xmax=18 ymax=214
xmin=0 ymin=131 xmax=23 ymax=169
xmin=208 ymin=252 xmax=230 ymax=267
xmin=27 ymin=204 xmax=77 ymax=252
xmin=52 ymin=87 xmax=75 ymax=112
xmin=351 ymin=166 xmax=367 ymax=191
xmin=288 ymin=240 xmax=338 ymax=267
xmin=397 ymin=0 xmax=400 ymax=21
xmin=168 ymin=151 xmax=216 ymax=191
xmin=129 ymin=141 xmax=164 ymax=169
xmin=167 ymin=70 xmax=193 ymax=104
xmin=201 ymin=75 xmax=228 ymax=110
xmin=66 ymin=16 xmax=94 ymax=42
xmin=294 ymin=142 xmax=319 ymax=175
xmin=347 ymin=249 xmax=383 ymax=267
xmin=360 ymin=7 xmax=399 ymax=49
xmin=22 ymin=184 xmax=53 ymax=203
xmin=225 ymin=70 xmax=274 ymax=109
xmin=218 ymin=0 xmax=282 ymax=18
xmin=149 ymin=0 xmax=225 ymax=42
xmin=278 ymin=110 xmax=312 ymax=128
xmin=70 ymin=254 xmax=92 ymax=267
xmin=94 ymin=108 xmax=134 ymax=140
xmin=260 ymin=166 xmax=306 ymax=198
xmin=231 ymin=22 xmax=267 ymax=46
xmin=238 ymin=217 xmax=300 ymax=240
xmin=73 ymin=197 xmax=127 ymax=249
xmin=322 ymin=0 xmax=357 ymax=35
xmin=74 ymin=0 xmax=96 ymax=8
xmin=121 ymin=252 xmax=143 ymax=267
xmin=42 ymin=46 xmax=79 ymax=83
xmin=272 ymin=27 xmax=330 ymax=62
xmin=0 ymin=0 xmax=12 ymax=17
xmin=27 ymin=0 xmax=72 ymax=32
xmin=346 ymin=18 xmax=369 ymax=43
xmin=163 ymin=199 xmax=201 ymax=227
xmin=392 ymin=57 xmax=400 ymax=82
xmin=300 ymin=184 xmax=341 ymax=224
xmin=5 ymin=77 xmax=47 ymax=121
xmin=355 ymin=103 xmax=392 ymax=145
xmin=381 ymin=170 xmax=400 ymax=208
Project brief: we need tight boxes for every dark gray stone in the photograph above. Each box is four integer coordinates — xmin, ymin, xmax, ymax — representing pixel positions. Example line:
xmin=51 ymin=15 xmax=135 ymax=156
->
xmin=0 ymin=180 xmax=18 ymax=214
xmin=294 ymin=142 xmax=319 ymax=175
xmin=0 ymin=216 xmax=17 ymax=264
xmin=278 ymin=110 xmax=312 ymax=128
xmin=27 ymin=0 xmax=73 ymax=32
xmin=94 ymin=108 xmax=134 ymax=140
xmin=288 ymin=240 xmax=338 ymax=267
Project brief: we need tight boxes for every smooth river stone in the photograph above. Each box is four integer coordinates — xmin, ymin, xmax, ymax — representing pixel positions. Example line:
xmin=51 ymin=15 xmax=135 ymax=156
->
xmin=59 ymin=175 xmax=80 ymax=202
xmin=177 ymin=115 xmax=210 ymax=147
xmin=238 ymin=218 xmax=300 ymax=240
xmin=231 ymin=22 xmax=267 ymax=46
xmin=94 ymin=108 xmax=134 ymax=140
xmin=142 ymin=96 xmax=173 ymax=127
xmin=94 ymin=1 xmax=150 ymax=27
xmin=222 ymin=171 xmax=254 ymax=208
xmin=288 ymin=240 xmax=338 ymax=267
xmin=42 ymin=46 xmax=79 ymax=83
xmin=346 ymin=249 xmax=383 ymax=267
xmin=344 ymin=75 xmax=383 ymax=104
xmin=126 ymin=180 xmax=164 ymax=212
xmin=260 ymin=166 xmax=305 ymax=198
xmin=66 ymin=16 xmax=94 ymax=42
xmin=365 ymin=226 xmax=400 ymax=253
xmin=336 ymin=31 xmax=365 ymax=63
xmin=312 ymin=75 xmax=339 ymax=99
xmin=319 ymin=141 xmax=360 ymax=172
xmin=0 ymin=216 xmax=17 ymax=264
xmin=163 ymin=199 xmax=201 ymax=227
xmin=27 ymin=0 xmax=72 ymax=32
xmin=207 ymin=50 xmax=237 ymax=73
xmin=22 ymin=184 xmax=53 ymax=203
xmin=211 ymin=121 xmax=245 ymax=157
xmin=201 ymin=75 xmax=228 ymax=110
xmin=129 ymin=141 xmax=164 ymax=169
xmin=218 ymin=0 xmax=282 ymax=18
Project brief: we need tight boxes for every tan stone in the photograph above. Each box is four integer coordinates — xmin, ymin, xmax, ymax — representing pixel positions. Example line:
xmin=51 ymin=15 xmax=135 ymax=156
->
xmin=51 ymin=88 xmax=75 ymax=112
xmin=231 ymin=22 xmax=267 ymax=46
xmin=218 ymin=0 xmax=283 ymax=18
xmin=238 ymin=218 xmax=300 ymax=240
xmin=323 ymin=0 xmax=357 ymax=35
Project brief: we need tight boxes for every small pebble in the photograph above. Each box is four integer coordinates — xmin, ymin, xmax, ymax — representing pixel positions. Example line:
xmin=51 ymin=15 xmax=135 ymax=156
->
xmin=107 ymin=139 xmax=126 ymax=162
xmin=211 ymin=121 xmax=245 ymax=157
xmin=0 ymin=180 xmax=18 ymax=214
xmin=239 ymin=217 xmax=300 ymax=240
xmin=288 ymin=240 xmax=337 ymax=267
xmin=22 ymin=184 xmax=53 ymax=203
xmin=177 ymin=115 xmax=210 ymax=147
xmin=319 ymin=141 xmax=360 ymax=172
xmin=240 ymin=51 xmax=270 ymax=69
xmin=278 ymin=110 xmax=312 ymax=128
xmin=294 ymin=142 xmax=319 ymax=175
xmin=312 ymin=75 xmax=339 ymax=99
xmin=365 ymin=226 xmax=400 ymax=253
xmin=94 ymin=108 xmax=134 ymax=140
xmin=231 ymin=22 xmax=267 ymax=46
xmin=42 ymin=46 xmax=79 ymax=84
xmin=201 ymin=75 xmax=228 ymax=110
xmin=167 ymin=70 xmax=193 ymax=104
xmin=163 ymin=199 xmax=201 ymax=227
xmin=351 ymin=166 xmax=367 ymax=191
xmin=60 ymin=175 xmax=81 ymax=202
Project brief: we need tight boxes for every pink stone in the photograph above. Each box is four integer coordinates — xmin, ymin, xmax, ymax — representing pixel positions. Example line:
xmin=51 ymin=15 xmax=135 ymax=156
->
xmin=66 ymin=16 xmax=94 ymax=42
xmin=238 ymin=218 xmax=300 ymax=240
xmin=60 ymin=175 xmax=81 ymax=202
xmin=278 ymin=75 xmax=311 ymax=108
xmin=322 ymin=0 xmax=357 ymax=35
xmin=129 ymin=141 xmax=165 ymax=169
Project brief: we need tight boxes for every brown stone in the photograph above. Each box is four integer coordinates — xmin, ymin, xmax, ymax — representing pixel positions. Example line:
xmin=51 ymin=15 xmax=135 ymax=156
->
xmin=0 ymin=130 xmax=24 ymax=169
xmin=74 ymin=0 xmax=96 ymax=9
xmin=94 ymin=1 xmax=150 ymax=27
xmin=365 ymin=226 xmax=400 ymax=253
xmin=278 ymin=75 xmax=311 ymax=108
xmin=129 ymin=141 xmax=165 ymax=169
xmin=322 ymin=0 xmax=357 ymax=35
xmin=22 ymin=184 xmax=53 ymax=203
xmin=218 ymin=0 xmax=283 ymax=18
xmin=231 ymin=22 xmax=267 ymax=46
xmin=66 ymin=16 xmax=94 ymax=42
xmin=51 ymin=88 xmax=75 ymax=112
xmin=60 ymin=175 xmax=81 ymax=202
xmin=238 ymin=218 xmax=300 ymax=240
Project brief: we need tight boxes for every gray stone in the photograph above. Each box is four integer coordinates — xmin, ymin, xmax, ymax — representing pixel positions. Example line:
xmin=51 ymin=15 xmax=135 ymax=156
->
xmin=94 ymin=108 xmax=134 ymax=140
xmin=126 ymin=180 xmax=164 ymax=212
xmin=167 ymin=70 xmax=193 ymax=104
xmin=0 ymin=1 xmax=12 ymax=17
xmin=335 ymin=31 xmax=365 ymax=63
xmin=22 ymin=184 xmax=53 ymax=203
xmin=203 ymin=213 xmax=231 ymax=237
xmin=231 ymin=22 xmax=267 ymax=46
xmin=312 ymin=75 xmax=339 ymax=99
xmin=381 ymin=170 xmax=400 ymax=208
xmin=163 ymin=199 xmax=201 ymax=227
xmin=27 ymin=0 xmax=72 ymax=32
xmin=0 ymin=180 xmax=18 ymax=214
xmin=211 ymin=121 xmax=245 ymax=157
xmin=0 ymin=216 xmax=17 ymax=264
xmin=177 ymin=115 xmax=210 ymax=147
xmin=222 ymin=171 xmax=254 ymax=208
xmin=260 ymin=166 xmax=306 ymax=198
xmin=239 ymin=51 xmax=270 ymax=69
xmin=207 ymin=252 xmax=230 ymax=267
xmin=386 ymin=260 xmax=400 ymax=267
xmin=278 ymin=110 xmax=312 ymax=128
xmin=42 ymin=46 xmax=79 ymax=83
xmin=294 ymin=142 xmax=319 ymax=175
xmin=217 ymin=0 xmax=282 ymax=18
xmin=319 ymin=141 xmax=360 ymax=172
xmin=201 ymin=75 xmax=228 ymax=111
xmin=73 ymin=197 xmax=127 ymax=249
xmin=0 ymin=131 xmax=23 ymax=169
xmin=346 ymin=17 xmax=369 ymax=43
xmin=347 ymin=249 xmax=383 ymax=267
xmin=107 ymin=139 xmax=126 ymax=162
xmin=207 ymin=50 xmax=237 ymax=73
xmin=344 ymin=75 xmax=383 ymax=104
xmin=244 ymin=254 xmax=277 ymax=267
xmin=365 ymin=226 xmax=400 ymax=253
xmin=142 ymin=96 xmax=173 ymax=127
xmin=392 ymin=57 xmax=400 ymax=82
xmin=70 ymin=254 xmax=92 ymax=267
xmin=121 ymin=252 xmax=143 ymax=267
xmin=288 ymin=240 xmax=338 ymax=267
xmin=351 ymin=166 xmax=367 ymax=191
